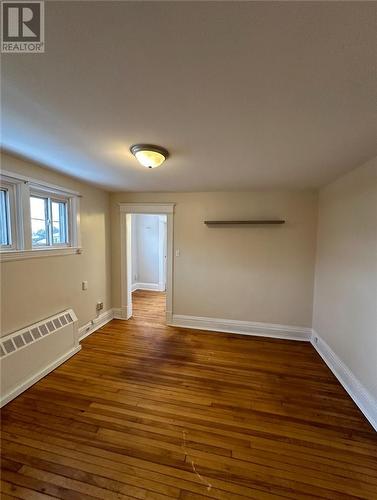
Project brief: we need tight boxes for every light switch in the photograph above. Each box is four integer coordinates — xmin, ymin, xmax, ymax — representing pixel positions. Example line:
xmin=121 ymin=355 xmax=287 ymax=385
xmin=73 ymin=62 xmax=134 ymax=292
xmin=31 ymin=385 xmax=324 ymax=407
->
xmin=82 ymin=281 xmax=88 ymax=290
xmin=175 ymin=249 xmax=180 ymax=257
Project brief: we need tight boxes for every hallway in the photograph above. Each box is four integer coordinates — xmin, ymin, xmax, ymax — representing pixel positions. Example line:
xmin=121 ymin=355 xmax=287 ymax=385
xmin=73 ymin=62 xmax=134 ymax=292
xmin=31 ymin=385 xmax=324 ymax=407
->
xmin=131 ymin=290 xmax=167 ymax=325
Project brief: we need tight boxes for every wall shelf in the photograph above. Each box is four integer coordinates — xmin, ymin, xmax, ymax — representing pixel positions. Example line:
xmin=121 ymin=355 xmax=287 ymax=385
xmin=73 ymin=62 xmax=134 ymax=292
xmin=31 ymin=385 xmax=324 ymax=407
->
xmin=204 ymin=220 xmax=285 ymax=225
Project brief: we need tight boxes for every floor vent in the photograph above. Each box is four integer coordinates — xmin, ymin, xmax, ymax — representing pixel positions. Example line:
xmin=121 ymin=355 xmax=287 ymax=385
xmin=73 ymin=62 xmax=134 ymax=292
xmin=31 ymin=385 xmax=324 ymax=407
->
xmin=1 ymin=309 xmax=80 ymax=407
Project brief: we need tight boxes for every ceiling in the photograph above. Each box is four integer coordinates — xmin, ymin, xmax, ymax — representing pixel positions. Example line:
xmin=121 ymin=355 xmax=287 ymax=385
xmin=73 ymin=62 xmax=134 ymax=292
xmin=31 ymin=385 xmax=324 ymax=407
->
xmin=1 ymin=1 xmax=376 ymax=192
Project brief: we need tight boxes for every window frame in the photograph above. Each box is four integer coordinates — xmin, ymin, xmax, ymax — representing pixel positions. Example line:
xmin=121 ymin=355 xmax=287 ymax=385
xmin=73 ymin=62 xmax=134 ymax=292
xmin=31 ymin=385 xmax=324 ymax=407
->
xmin=30 ymin=190 xmax=71 ymax=248
xmin=0 ymin=171 xmax=81 ymax=261
xmin=0 ymin=187 xmax=12 ymax=248
xmin=50 ymin=197 xmax=69 ymax=246
xmin=0 ymin=176 xmax=23 ymax=251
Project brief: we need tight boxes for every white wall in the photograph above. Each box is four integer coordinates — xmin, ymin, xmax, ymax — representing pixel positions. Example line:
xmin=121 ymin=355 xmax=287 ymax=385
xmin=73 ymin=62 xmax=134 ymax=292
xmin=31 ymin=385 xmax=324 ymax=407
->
xmin=313 ymin=156 xmax=377 ymax=402
xmin=112 ymin=191 xmax=318 ymax=327
xmin=1 ymin=152 xmax=112 ymax=336
xmin=131 ymin=214 xmax=166 ymax=290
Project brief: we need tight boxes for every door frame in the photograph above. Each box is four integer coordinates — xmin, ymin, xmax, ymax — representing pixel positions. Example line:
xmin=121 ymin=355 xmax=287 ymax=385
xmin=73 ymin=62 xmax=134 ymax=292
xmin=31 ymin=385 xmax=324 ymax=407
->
xmin=119 ymin=203 xmax=175 ymax=323
xmin=158 ymin=215 xmax=167 ymax=292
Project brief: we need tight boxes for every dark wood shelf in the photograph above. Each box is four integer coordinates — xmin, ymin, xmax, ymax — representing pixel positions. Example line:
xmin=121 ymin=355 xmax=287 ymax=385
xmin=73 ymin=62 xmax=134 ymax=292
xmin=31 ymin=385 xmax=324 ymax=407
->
xmin=204 ymin=220 xmax=285 ymax=225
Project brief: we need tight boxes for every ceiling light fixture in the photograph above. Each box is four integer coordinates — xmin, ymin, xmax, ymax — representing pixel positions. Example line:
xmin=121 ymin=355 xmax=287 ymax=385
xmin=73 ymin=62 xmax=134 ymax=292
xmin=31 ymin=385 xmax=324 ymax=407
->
xmin=130 ymin=144 xmax=169 ymax=169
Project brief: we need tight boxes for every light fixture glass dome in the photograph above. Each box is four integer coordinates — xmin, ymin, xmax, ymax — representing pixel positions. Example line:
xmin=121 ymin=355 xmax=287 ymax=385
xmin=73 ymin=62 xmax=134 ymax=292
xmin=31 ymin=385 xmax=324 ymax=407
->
xmin=130 ymin=144 xmax=169 ymax=168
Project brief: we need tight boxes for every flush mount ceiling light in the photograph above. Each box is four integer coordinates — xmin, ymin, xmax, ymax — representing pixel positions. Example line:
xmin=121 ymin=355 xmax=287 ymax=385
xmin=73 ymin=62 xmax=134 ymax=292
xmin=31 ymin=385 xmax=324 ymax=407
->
xmin=130 ymin=144 xmax=169 ymax=169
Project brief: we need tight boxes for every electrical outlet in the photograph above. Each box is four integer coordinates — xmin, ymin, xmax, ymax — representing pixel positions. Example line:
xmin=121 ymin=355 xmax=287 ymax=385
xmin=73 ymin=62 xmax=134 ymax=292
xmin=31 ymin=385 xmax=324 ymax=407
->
xmin=96 ymin=301 xmax=104 ymax=312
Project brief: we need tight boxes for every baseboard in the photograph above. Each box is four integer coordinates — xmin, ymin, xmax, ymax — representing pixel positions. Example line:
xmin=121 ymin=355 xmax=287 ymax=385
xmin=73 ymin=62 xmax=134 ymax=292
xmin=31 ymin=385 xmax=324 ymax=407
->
xmin=311 ymin=330 xmax=377 ymax=432
xmin=132 ymin=282 xmax=164 ymax=292
xmin=166 ymin=310 xmax=173 ymax=324
xmin=112 ymin=308 xmax=123 ymax=319
xmin=113 ymin=306 xmax=131 ymax=320
xmin=0 ymin=346 xmax=81 ymax=408
xmin=78 ymin=309 xmax=114 ymax=340
xmin=171 ymin=314 xmax=311 ymax=341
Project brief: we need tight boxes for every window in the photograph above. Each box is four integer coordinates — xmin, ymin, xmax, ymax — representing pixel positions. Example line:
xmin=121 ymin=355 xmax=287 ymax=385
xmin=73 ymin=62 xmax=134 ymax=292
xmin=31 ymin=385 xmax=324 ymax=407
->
xmin=30 ymin=195 xmax=68 ymax=247
xmin=30 ymin=196 xmax=48 ymax=246
xmin=0 ymin=177 xmax=20 ymax=251
xmin=0 ymin=188 xmax=11 ymax=247
xmin=52 ymin=200 xmax=68 ymax=244
xmin=0 ymin=171 xmax=81 ymax=260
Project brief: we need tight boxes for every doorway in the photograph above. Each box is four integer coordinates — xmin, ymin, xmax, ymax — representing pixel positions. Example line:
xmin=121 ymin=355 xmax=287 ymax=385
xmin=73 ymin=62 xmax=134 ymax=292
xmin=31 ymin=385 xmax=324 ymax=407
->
xmin=130 ymin=214 xmax=167 ymax=293
xmin=119 ymin=203 xmax=174 ymax=324
xmin=130 ymin=214 xmax=167 ymax=322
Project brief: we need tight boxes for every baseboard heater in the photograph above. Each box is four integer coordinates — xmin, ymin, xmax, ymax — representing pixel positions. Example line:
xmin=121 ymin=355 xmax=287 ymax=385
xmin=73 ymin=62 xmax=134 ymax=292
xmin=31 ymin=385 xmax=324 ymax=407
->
xmin=0 ymin=309 xmax=80 ymax=407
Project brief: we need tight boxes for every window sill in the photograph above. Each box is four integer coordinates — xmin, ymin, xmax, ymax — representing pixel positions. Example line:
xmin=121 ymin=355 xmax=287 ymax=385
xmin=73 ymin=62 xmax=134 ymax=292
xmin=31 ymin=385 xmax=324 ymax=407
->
xmin=0 ymin=247 xmax=82 ymax=262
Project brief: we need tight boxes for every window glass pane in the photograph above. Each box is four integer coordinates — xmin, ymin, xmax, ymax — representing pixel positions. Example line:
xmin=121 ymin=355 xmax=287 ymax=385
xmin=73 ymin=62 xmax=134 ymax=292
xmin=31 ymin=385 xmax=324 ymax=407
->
xmin=0 ymin=189 xmax=10 ymax=246
xmin=31 ymin=218 xmax=48 ymax=245
xmin=30 ymin=195 xmax=69 ymax=248
xmin=31 ymin=196 xmax=48 ymax=246
xmin=53 ymin=222 xmax=62 ymax=244
xmin=51 ymin=201 xmax=67 ymax=244
xmin=52 ymin=201 xmax=60 ymax=221
xmin=30 ymin=196 xmax=46 ymax=220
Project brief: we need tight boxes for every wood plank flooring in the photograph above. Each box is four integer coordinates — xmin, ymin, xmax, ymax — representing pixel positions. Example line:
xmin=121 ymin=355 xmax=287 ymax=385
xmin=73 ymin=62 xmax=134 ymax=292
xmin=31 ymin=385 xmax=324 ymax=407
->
xmin=1 ymin=290 xmax=377 ymax=499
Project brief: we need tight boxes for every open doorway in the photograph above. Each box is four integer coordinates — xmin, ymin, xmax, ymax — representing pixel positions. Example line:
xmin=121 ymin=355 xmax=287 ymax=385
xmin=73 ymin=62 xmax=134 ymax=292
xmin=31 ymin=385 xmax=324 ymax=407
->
xmin=116 ymin=203 xmax=175 ymax=325
xmin=130 ymin=214 xmax=167 ymax=323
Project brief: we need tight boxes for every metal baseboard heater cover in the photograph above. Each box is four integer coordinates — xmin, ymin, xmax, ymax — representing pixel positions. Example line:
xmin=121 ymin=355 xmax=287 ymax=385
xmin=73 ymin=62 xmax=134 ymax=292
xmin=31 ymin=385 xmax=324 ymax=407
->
xmin=0 ymin=309 xmax=80 ymax=407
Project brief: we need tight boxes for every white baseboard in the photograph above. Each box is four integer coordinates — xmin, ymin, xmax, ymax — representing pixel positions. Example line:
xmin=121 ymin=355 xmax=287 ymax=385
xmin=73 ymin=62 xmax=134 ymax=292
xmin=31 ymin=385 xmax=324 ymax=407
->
xmin=112 ymin=308 xmax=123 ymax=319
xmin=113 ymin=306 xmax=131 ymax=320
xmin=166 ymin=310 xmax=173 ymax=324
xmin=78 ymin=309 xmax=114 ymax=340
xmin=132 ymin=282 xmax=164 ymax=292
xmin=0 ymin=346 xmax=81 ymax=408
xmin=171 ymin=314 xmax=311 ymax=341
xmin=311 ymin=330 xmax=377 ymax=432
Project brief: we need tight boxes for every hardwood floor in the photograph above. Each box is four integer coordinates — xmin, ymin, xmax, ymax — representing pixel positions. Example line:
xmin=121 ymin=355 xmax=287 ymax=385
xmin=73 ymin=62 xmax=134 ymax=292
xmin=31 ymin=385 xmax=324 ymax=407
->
xmin=1 ymin=291 xmax=377 ymax=499
xmin=131 ymin=290 xmax=167 ymax=325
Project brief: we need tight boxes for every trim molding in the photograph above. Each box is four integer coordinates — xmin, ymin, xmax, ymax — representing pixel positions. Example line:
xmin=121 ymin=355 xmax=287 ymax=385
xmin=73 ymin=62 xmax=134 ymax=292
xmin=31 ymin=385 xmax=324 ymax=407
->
xmin=1 ymin=247 xmax=82 ymax=262
xmin=1 ymin=169 xmax=81 ymax=196
xmin=112 ymin=308 xmax=123 ymax=319
xmin=311 ymin=331 xmax=377 ymax=432
xmin=113 ymin=307 xmax=130 ymax=320
xmin=166 ymin=310 xmax=173 ymax=324
xmin=0 ymin=346 xmax=81 ymax=408
xmin=171 ymin=314 xmax=311 ymax=341
xmin=78 ymin=309 xmax=114 ymax=340
xmin=132 ymin=282 xmax=164 ymax=292
xmin=119 ymin=203 xmax=175 ymax=214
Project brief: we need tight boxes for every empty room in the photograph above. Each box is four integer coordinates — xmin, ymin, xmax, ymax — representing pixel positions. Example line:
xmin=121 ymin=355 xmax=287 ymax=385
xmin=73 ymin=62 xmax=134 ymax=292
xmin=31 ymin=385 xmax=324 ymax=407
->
xmin=0 ymin=1 xmax=376 ymax=499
